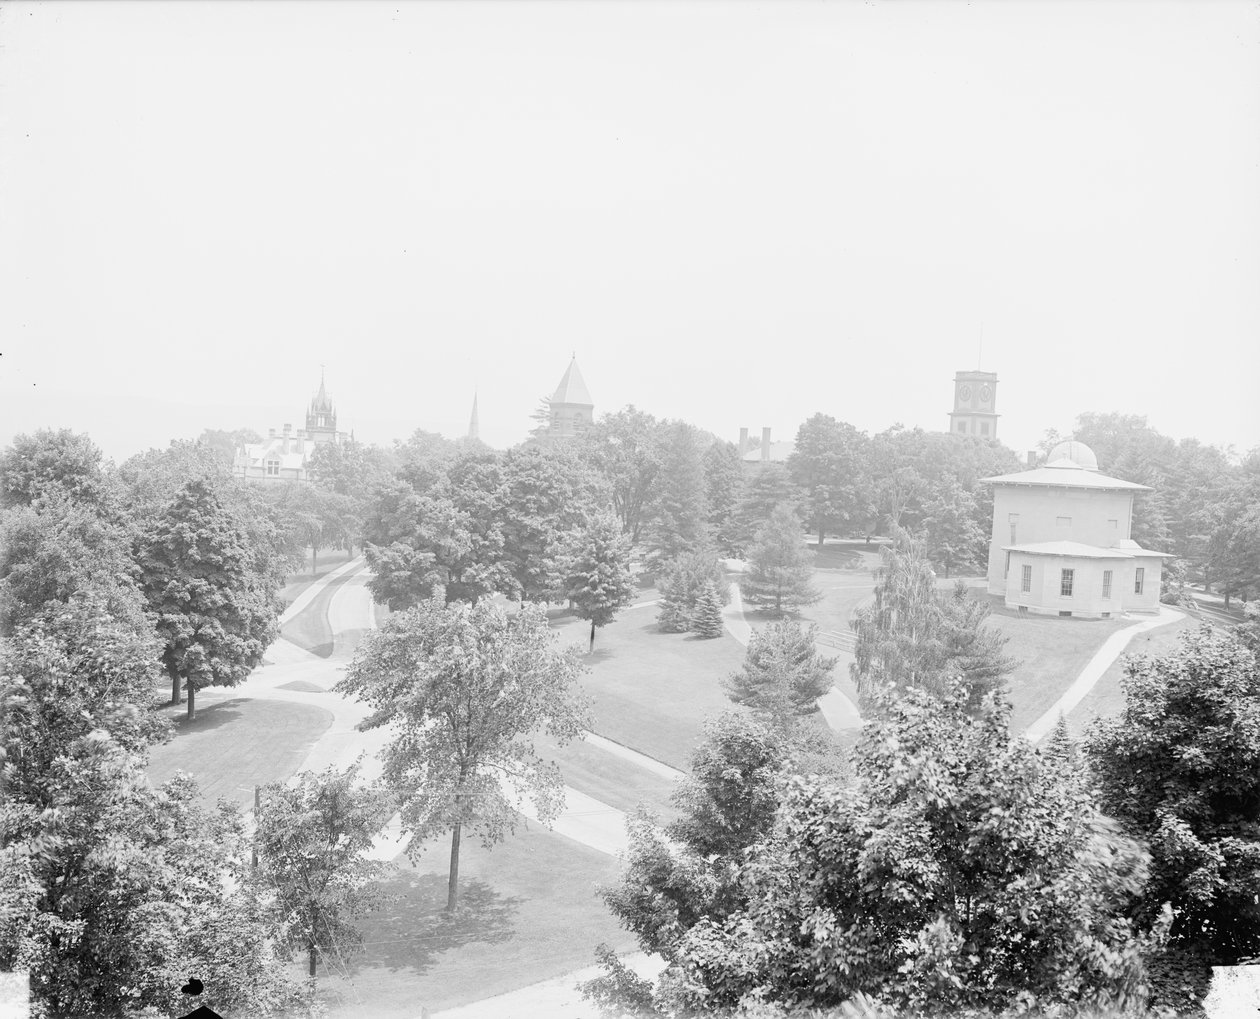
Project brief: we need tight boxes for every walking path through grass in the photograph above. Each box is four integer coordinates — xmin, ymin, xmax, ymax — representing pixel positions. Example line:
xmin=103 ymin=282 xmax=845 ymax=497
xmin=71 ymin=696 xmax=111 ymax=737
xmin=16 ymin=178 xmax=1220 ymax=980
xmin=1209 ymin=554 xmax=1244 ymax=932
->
xmin=1023 ymin=604 xmax=1186 ymax=742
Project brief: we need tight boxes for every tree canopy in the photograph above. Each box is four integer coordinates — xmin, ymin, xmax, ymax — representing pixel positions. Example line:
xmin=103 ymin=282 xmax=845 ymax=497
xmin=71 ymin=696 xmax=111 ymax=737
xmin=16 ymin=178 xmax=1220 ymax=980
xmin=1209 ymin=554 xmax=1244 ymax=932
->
xmin=335 ymin=598 xmax=591 ymax=909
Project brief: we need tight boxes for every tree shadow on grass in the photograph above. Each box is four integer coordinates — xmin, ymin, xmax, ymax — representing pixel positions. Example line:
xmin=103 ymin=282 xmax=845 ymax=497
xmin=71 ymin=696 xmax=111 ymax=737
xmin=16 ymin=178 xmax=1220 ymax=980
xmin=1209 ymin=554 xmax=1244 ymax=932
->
xmin=350 ymin=871 xmax=521 ymax=976
xmin=166 ymin=698 xmax=251 ymax=734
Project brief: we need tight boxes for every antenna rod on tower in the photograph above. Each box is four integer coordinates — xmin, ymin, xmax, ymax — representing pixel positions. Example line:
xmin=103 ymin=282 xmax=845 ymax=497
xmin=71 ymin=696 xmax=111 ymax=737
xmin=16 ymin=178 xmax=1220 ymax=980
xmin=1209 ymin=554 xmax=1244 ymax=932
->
xmin=978 ymin=325 xmax=983 ymax=371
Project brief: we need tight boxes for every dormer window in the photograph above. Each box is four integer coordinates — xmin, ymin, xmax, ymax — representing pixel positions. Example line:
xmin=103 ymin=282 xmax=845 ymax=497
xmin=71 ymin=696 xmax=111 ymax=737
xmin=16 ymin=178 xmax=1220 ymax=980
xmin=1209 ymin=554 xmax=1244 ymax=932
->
xmin=266 ymin=459 xmax=280 ymax=477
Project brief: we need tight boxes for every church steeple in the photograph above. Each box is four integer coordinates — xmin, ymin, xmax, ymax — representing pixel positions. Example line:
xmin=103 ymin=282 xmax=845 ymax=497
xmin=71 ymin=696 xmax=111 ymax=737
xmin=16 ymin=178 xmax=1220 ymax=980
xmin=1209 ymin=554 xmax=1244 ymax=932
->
xmin=468 ymin=392 xmax=480 ymax=441
xmin=306 ymin=367 xmax=338 ymax=438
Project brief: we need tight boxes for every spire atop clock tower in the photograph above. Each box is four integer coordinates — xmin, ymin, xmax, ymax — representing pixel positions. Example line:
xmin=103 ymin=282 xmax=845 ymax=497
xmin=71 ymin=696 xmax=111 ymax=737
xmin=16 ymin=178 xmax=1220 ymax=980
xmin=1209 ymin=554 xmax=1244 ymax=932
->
xmin=948 ymin=370 xmax=999 ymax=439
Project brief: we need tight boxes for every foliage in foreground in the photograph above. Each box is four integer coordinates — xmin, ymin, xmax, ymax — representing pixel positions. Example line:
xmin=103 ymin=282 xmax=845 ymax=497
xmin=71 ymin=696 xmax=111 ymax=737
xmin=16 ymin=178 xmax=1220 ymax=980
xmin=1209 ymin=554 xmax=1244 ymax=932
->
xmin=1085 ymin=624 xmax=1260 ymax=974
xmin=590 ymin=680 xmax=1165 ymax=1018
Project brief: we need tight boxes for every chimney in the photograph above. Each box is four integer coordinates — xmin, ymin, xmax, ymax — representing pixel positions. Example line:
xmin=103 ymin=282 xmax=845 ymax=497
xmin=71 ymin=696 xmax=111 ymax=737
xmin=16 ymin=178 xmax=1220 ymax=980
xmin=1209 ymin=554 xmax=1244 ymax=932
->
xmin=268 ymin=427 xmax=276 ymax=440
xmin=761 ymin=427 xmax=771 ymax=462
xmin=1027 ymin=450 xmax=1037 ymax=466
xmin=739 ymin=427 xmax=748 ymax=453
xmin=282 ymin=423 xmax=291 ymax=455
xmin=295 ymin=429 xmax=305 ymax=455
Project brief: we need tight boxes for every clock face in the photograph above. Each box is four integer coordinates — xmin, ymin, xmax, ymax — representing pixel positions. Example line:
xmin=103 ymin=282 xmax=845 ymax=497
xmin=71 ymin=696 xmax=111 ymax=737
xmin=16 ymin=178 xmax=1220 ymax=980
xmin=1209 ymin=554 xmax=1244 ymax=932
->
xmin=959 ymin=384 xmax=973 ymax=403
xmin=979 ymin=384 xmax=992 ymax=403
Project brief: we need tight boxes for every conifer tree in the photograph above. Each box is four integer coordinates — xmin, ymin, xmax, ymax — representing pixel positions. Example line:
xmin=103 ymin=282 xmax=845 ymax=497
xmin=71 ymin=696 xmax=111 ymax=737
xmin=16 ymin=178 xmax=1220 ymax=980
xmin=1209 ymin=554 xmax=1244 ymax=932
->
xmin=724 ymin=618 xmax=836 ymax=727
xmin=690 ymin=581 xmax=725 ymax=639
xmin=563 ymin=511 xmax=635 ymax=651
xmin=739 ymin=502 xmax=820 ymax=616
xmin=656 ymin=580 xmax=691 ymax=633
xmin=646 ymin=421 xmax=711 ymax=568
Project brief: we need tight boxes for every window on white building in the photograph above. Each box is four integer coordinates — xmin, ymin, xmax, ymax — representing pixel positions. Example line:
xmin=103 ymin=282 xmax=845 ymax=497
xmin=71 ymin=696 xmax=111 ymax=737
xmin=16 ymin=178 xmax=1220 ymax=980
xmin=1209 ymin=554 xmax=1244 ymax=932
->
xmin=1009 ymin=513 xmax=1019 ymax=545
xmin=266 ymin=459 xmax=279 ymax=477
xmin=1102 ymin=570 xmax=1112 ymax=599
xmin=1060 ymin=568 xmax=1074 ymax=597
xmin=1004 ymin=551 xmax=1011 ymax=578
xmin=957 ymin=421 xmax=967 ymax=433
xmin=1108 ymin=519 xmax=1118 ymax=529
xmin=980 ymin=422 xmax=989 ymax=436
xmin=1056 ymin=516 xmax=1072 ymax=527
xmin=1021 ymin=564 xmax=1032 ymax=593
xmin=1135 ymin=567 xmax=1145 ymax=595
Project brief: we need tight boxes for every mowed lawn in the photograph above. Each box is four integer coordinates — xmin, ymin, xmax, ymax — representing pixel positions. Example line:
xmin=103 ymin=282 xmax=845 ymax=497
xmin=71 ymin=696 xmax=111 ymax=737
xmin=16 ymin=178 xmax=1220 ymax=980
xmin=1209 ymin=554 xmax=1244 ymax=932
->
xmin=534 ymin=732 xmax=682 ymax=822
xmin=548 ymin=603 xmax=748 ymax=771
xmin=1063 ymin=612 xmax=1204 ymax=738
xmin=146 ymin=695 xmax=334 ymax=808
xmin=319 ymin=824 xmax=635 ymax=1018
xmin=985 ymin=603 xmax=1129 ymax=732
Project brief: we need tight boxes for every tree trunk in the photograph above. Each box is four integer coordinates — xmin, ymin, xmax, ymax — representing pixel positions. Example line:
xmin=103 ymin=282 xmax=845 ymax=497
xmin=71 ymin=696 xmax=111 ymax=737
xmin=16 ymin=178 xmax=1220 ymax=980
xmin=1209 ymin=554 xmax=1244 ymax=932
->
xmin=818 ymin=527 xmax=824 ymax=548
xmin=309 ymin=938 xmax=317 ymax=977
xmin=589 ymin=618 xmax=596 ymax=653
xmin=446 ymin=822 xmax=462 ymax=912
xmin=312 ymin=546 xmax=318 ymax=574
xmin=186 ymin=684 xmax=196 ymax=723
xmin=169 ymin=663 xmax=182 ymax=706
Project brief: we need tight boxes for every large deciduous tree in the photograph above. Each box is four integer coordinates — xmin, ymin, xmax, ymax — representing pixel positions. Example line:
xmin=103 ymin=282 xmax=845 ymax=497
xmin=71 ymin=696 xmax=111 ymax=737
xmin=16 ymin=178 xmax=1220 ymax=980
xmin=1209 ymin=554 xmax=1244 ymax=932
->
xmin=579 ymin=406 xmax=666 ymax=545
xmin=739 ymin=502 xmax=820 ymax=617
xmin=256 ymin=762 xmax=396 ymax=977
xmin=597 ymin=713 xmax=789 ymax=964
xmin=657 ymin=681 xmax=1156 ymax=1016
xmin=335 ymin=599 xmax=591 ymax=911
xmin=136 ymin=477 xmax=281 ymax=720
xmin=1 ymin=614 xmax=302 ymax=1019
xmin=562 ymin=511 xmax=635 ymax=651
xmin=0 ymin=428 xmax=111 ymax=510
xmin=788 ymin=414 xmax=869 ymax=547
xmin=1084 ymin=625 xmax=1260 ymax=974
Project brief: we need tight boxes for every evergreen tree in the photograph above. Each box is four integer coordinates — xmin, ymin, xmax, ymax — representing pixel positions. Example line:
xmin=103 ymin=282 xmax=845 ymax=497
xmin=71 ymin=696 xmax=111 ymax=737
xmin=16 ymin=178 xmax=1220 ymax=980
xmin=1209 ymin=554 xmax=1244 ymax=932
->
xmin=656 ymin=582 xmax=691 ymax=633
xmin=136 ymin=477 xmax=281 ymax=720
xmin=646 ymin=421 xmax=711 ymax=568
xmin=732 ymin=463 xmax=801 ymax=555
xmin=703 ymin=440 xmax=744 ymax=557
xmin=739 ymin=502 xmax=820 ymax=616
xmin=563 ymin=511 xmax=635 ymax=650
xmin=724 ymin=618 xmax=836 ymax=728
xmin=689 ymin=581 xmax=725 ymax=639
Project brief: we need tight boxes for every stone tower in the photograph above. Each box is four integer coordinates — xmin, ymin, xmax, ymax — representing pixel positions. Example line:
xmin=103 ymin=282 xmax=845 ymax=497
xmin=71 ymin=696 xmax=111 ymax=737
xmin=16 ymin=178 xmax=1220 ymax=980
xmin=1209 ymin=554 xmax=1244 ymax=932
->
xmin=547 ymin=356 xmax=594 ymax=439
xmin=948 ymin=370 xmax=999 ymax=439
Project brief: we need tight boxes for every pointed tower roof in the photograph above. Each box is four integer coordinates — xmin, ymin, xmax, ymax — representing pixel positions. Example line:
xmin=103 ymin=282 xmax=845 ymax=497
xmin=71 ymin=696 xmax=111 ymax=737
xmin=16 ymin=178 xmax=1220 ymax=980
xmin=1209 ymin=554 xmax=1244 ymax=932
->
xmin=550 ymin=356 xmax=593 ymax=407
xmin=310 ymin=367 xmax=334 ymax=414
xmin=468 ymin=392 xmax=480 ymax=440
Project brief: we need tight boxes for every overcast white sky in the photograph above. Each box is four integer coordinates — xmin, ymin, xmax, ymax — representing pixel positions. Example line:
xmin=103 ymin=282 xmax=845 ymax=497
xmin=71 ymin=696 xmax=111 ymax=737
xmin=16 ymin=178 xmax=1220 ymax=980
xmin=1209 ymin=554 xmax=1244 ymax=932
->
xmin=1 ymin=0 xmax=1257 ymax=463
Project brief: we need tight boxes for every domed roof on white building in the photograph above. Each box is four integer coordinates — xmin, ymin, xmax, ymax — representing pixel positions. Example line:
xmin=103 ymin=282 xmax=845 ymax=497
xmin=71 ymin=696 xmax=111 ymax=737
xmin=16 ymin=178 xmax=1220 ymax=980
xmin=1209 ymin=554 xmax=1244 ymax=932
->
xmin=1045 ymin=440 xmax=1099 ymax=471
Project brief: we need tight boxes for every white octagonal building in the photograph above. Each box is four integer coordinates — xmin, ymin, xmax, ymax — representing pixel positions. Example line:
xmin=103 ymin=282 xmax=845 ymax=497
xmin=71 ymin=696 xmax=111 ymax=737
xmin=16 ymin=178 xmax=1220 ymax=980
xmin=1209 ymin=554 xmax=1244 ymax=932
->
xmin=981 ymin=441 xmax=1174 ymax=618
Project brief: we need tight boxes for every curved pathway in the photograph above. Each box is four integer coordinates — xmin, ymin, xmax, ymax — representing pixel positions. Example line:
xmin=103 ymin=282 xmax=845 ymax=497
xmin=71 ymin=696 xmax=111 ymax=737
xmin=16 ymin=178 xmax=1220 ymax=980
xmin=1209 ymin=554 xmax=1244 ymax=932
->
xmin=1023 ymin=604 xmax=1184 ymax=742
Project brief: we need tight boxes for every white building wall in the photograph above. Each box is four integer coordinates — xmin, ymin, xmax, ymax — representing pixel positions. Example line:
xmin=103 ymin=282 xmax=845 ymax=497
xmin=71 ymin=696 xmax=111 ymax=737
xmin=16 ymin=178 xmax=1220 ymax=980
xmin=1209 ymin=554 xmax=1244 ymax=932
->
xmin=1004 ymin=553 xmax=1128 ymax=618
xmin=987 ymin=485 xmax=1136 ymax=593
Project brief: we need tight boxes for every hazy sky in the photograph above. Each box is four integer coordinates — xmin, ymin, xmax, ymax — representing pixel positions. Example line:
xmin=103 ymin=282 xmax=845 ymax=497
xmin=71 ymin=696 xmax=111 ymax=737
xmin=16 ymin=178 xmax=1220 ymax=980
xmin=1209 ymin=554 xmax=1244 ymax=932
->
xmin=2 ymin=0 xmax=1258 ymax=463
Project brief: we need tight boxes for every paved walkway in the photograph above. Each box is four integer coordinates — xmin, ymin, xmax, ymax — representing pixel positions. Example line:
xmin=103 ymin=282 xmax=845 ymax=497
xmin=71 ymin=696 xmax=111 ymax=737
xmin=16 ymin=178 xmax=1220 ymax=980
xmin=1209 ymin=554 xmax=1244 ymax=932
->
xmin=1023 ymin=604 xmax=1185 ymax=742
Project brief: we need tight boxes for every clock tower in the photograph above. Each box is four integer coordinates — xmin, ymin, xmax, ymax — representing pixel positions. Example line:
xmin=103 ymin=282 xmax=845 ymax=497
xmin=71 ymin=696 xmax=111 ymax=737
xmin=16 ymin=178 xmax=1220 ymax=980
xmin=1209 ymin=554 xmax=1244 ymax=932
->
xmin=948 ymin=370 xmax=999 ymax=439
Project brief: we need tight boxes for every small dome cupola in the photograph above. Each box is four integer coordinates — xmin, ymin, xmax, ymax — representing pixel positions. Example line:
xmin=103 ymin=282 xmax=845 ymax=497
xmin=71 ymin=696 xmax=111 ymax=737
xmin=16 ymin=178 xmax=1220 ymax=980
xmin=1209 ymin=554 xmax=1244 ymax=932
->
xmin=1045 ymin=440 xmax=1099 ymax=471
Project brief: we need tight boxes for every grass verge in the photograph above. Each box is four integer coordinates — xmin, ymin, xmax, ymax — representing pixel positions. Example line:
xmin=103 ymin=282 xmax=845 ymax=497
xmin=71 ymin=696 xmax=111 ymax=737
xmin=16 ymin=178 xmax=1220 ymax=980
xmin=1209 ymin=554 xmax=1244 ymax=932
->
xmin=318 ymin=823 xmax=636 ymax=1018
